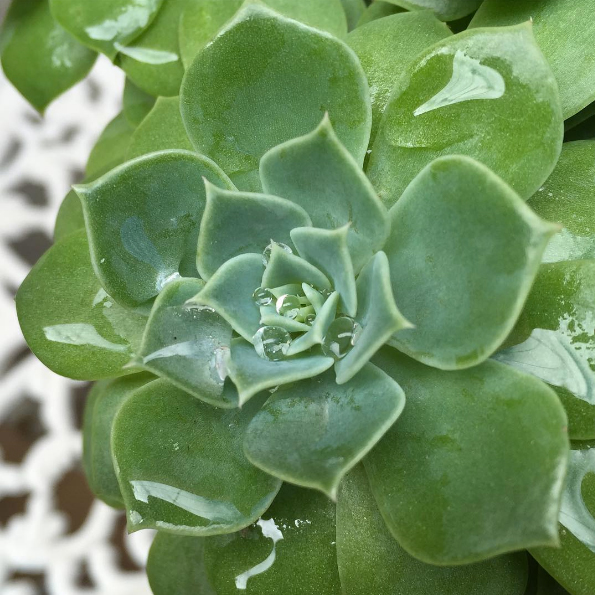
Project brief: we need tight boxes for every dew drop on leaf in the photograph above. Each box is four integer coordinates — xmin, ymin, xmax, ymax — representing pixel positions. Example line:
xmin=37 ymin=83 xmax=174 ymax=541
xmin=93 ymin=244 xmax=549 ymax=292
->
xmin=322 ymin=316 xmax=362 ymax=360
xmin=252 ymin=287 xmax=275 ymax=306
xmin=275 ymin=294 xmax=301 ymax=319
xmin=262 ymin=240 xmax=293 ymax=266
xmin=253 ymin=326 xmax=292 ymax=361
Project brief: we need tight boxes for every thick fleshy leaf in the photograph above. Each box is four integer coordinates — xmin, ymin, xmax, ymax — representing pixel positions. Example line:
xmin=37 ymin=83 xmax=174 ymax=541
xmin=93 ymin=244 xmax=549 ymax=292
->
xmin=368 ymin=348 xmax=569 ymax=565
xmin=340 ymin=0 xmax=365 ymax=30
xmin=356 ymin=2 xmax=404 ymax=27
xmin=180 ymin=3 xmax=371 ymax=191
xmin=337 ymin=465 xmax=529 ymax=594
xmin=112 ymin=379 xmax=281 ymax=535
xmin=49 ymin=0 xmax=165 ymax=59
xmin=346 ymin=11 xmax=451 ymax=143
xmin=384 ymin=156 xmax=559 ymax=370
xmin=291 ymin=225 xmax=357 ymax=317
xmin=494 ymin=261 xmax=595 ymax=440
xmin=367 ymin=24 xmax=563 ymax=205
xmin=76 ymin=150 xmax=234 ymax=309
xmin=123 ymin=78 xmax=155 ymax=126
xmin=54 ymin=188 xmax=85 ymax=241
xmin=197 ymin=185 xmax=311 ymax=280
xmin=471 ymin=0 xmax=595 ymax=119
xmin=531 ymin=443 xmax=595 ymax=595
xmin=147 ymin=533 xmax=215 ymax=595
xmin=117 ymin=0 xmax=188 ymax=97
xmin=136 ymin=277 xmax=237 ymax=407
xmin=190 ymin=254 xmax=264 ymax=342
xmin=178 ymin=0 xmax=348 ymax=69
xmin=126 ymin=96 xmax=193 ymax=160
xmin=528 ymin=141 xmax=595 ymax=264
xmin=262 ymin=245 xmax=330 ymax=291
xmin=82 ymin=373 xmax=153 ymax=508
xmin=203 ymin=483 xmax=341 ymax=594
xmin=85 ymin=112 xmax=136 ymax=180
xmin=243 ymin=364 xmax=404 ymax=498
xmin=383 ymin=0 xmax=483 ymax=21
xmin=335 ymin=252 xmax=411 ymax=384
xmin=1 ymin=0 xmax=97 ymax=113
xmin=16 ymin=230 xmax=146 ymax=380
xmin=228 ymin=339 xmax=334 ymax=406
xmin=260 ymin=116 xmax=388 ymax=272
xmin=536 ymin=567 xmax=572 ymax=595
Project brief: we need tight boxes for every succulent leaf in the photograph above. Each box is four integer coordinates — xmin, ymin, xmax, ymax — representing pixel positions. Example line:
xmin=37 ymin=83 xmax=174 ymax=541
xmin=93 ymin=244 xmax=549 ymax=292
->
xmin=384 ymin=155 xmax=559 ymax=370
xmin=382 ymin=0 xmax=483 ymax=21
xmin=0 ymin=0 xmax=97 ymax=113
xmin=260 ymin=116 xmax=388 ymax=273
xmin=16 ymin=230 xmax=147 ymax=380
xmin=495 ymin=260 xmax=595 ymax=440
xmin=356 ymin=2 xmax=404 ymax=26
xmin=347 ymin=11 xmax=452 ymax=143
xmin=367 ymin=23 xmax=563 ymax=205
xmin=471 ymin=0 xmax=595 ymax=119
xmin=127 ymin=96 xmax=194 ymax=160
xmin=337 ymin=465 xmax=530 ymax=594
xmin=49 ymin=0 xmax=165 ymax=59
xmin=76 ymin=150 xmax=234 ymax=308
xmin=136 ymin=277 xmax=237 ymax=407
xmin=227 ymin=338 xmax=334 ymax=406
xmin=368 ymin=348 xmax=570 ymax=565
xmin=203 ymin=483 xmax=342 ymax=594
xmin=180 ymin=3 xmax=371 ymax=191
xmin=123 ymin=78 xmax=156 ymax=126
xmin=82 ymin=373 xmax=154 ymax=508
xmin=197 ymin=184 xmax=311 ymax=280
xmin=291 ymin=225 xmax=357 ymax=317
xmin=262 ymin=245 xmax=331 ymax=292
xmin=54 ymin=188 xmax=86 ymax=242
xmin=335 ymin=251 xmax=411 ymax=384
xmin=243 ymin=364 xmax=405 ymax=498
xmin=112 ymin=379 xmax=282 ymax=535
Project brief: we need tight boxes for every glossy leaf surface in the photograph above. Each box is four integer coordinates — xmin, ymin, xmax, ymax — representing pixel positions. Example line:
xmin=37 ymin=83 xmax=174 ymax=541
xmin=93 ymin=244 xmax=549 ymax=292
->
xmin=117 ymin=0 xmax=188 ymax=97
xmin=529 ymin=141 xmax=595 ymax=264
xmin=367 ymin=24 xmax=563 ymax=205
xmin=260 ymin=116 xmax=388 ymax=273
xmin=127 ymin=96 xmax=193 ymax=160
xmin=335 ymin=252 xmax=411 ymax=384
xmin=204 ymin=483 xmax=341 ymax=594
xmin=180 ymin=4 xmax=371 ymax=191
xmin=147 ymin=532 xmax=215 ymax=595
xmin=531 ymin=443 xmax=595 ymax=595
xmin=49 ymin=0 xmax=165 ymax=59
xmin=228 ymin=339 xmax=334 ymax=405
xmin=243 ymin=364 xmax=404 ymax=498
xmin=123 ymin=78 xmax=155 ymax=126
xmin=384 ymin=0 xmax=483 ymax=21
xmin=1 ymin=0 xmax=97 ymax=113
xmin=112 ymin=379 xmax=281 ymax=535
xmin=16 ymin=230 xmax=146 ymax=380
xmin=495 ymin=261 xmax=595 ymax=440
xmin=136 ymin=278 xmax=237 ymax=407
xmin=291 ymin=226 xmax=357 ymax=317
xmin=368 ymin=348 xmax=569 ymax=565
xmin=471 ymin=0 xmax=595 ymax=119
xmin=77 ymin=151 xmax=233 ymax=308
xmin=197 ymin=185 xmax=311 ymax=280
xmin=54 ymin=189 xmax=85 ymax=241
xmin=82 ymin=373 xmax=153 ymax=508
xmin=192 ymin=254 xmax=264 ymax=342
xmin=178 ymin=0 xmax=348 ymax=69
xmin=384 ymin=156 xmax=558 ymax=370
xmin=337 ymin=465 xmax=529 ymax=594
xmin=347 ymin=12 xmax=451 ymax=143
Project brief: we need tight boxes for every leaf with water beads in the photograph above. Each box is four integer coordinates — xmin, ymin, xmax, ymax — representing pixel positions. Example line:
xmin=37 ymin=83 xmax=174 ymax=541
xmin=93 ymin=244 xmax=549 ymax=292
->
xmin=135 ymin=277 xmax=237 ymax=408
xmin=227 ymin=339 xmax=334 ymax=406
xmin=197 ymin=184 xmax=311 ymax=280
xmin=243 ymin=364 xmax=405 ymax=498
xmin=76 ymin=150 xmax=234 ymax=309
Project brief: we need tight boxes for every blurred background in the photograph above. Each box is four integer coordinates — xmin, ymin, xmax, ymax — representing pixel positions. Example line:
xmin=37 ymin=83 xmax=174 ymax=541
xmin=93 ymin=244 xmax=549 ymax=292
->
xmin=0 ymin=1 xmax=153 ymax=592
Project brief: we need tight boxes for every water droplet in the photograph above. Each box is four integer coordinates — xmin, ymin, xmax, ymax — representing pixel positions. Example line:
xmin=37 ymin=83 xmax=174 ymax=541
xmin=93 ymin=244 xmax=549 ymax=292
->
xmin=275 ymin=294 xmax=301 ymax=319
xmin=184 ymin=301 xmax=215 ymax=313
xmin=253 ymin=326 xmax=291 ymax=361
xmin=253 ymin=287 xmax=274 ymax=306
xmin=304 ymin=313 xmax=316 ymax=326
xmin=262 ymin=241 xmax=293 ymax=266
xmin=318 ymin=288 xmax=333 ymax=298
xmin=322 ymin=317 xmax=362 ymax=360
xmin=213 ymin=346 xmax=230 ymax=382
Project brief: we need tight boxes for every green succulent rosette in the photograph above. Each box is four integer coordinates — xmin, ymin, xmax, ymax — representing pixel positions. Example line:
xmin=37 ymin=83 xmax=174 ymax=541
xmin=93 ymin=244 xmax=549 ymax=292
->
xmin=13 ymin=2 xmax=595 ymax=594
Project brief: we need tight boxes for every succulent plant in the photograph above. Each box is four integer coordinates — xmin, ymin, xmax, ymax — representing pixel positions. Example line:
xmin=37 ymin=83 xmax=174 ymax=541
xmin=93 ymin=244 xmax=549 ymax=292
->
xmin=8 ymin=0 xmax=595 ymax=593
